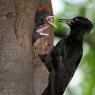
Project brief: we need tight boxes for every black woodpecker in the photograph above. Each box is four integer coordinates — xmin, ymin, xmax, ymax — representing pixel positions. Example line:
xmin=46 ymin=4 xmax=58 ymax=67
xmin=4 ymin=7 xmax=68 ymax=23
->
xmin=39 ymin=16 xmax=93 ymax=95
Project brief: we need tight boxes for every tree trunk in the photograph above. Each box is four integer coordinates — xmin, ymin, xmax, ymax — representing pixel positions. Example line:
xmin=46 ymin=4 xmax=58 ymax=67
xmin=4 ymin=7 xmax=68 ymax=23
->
xmin=0 ymin=0 xmax=54 ymax=95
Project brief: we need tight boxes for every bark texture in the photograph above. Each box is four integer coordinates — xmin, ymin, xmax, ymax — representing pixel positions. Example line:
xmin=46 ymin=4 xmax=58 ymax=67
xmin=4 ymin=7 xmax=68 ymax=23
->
xmin=0 ymin=0 xmax=54 ymax=95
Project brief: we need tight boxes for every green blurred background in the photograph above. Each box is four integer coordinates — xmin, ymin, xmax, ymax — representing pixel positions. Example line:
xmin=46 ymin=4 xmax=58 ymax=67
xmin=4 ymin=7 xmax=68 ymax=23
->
xmin=51 ymin=0 xmax=95 ymax=95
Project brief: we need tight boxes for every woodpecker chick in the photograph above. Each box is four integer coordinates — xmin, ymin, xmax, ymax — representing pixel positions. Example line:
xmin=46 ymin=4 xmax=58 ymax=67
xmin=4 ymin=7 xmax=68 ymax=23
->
xmin=32 ymin=16 xmax=56 ymax=45
xmin=32 ymin=10 xmax=48 ymax=45
xmin=39 ymin=16 xmax=93 ymax=95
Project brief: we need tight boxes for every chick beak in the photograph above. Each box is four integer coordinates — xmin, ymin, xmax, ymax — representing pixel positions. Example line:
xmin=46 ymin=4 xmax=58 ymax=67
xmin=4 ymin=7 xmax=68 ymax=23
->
xmin=36 ymin=25 xmax=50 ymax=36
xmin=36 ymin=16 xmax=57 ymax=36
xmin=46 ymin=16 xmax=57 ymax=28
xmin=59 ymin=18 xmax=74 ymax=26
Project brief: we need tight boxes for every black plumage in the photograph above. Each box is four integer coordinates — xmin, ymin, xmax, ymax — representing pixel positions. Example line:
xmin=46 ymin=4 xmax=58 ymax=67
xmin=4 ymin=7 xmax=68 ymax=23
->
xmin=39 ymin=16 xmax=93 ymax=95
xmin=32 ymin=31 xmax=44 ymax=45
xmin=32 ymin=10 xmax=49 ymax=45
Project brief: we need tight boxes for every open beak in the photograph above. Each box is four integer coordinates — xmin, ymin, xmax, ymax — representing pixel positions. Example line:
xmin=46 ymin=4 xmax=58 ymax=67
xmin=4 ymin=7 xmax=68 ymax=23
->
xmin=36 ymin=16 xmax=57 ymax=36
xmin=59 ymin=18 xmax=74 ymax=26
xmin=46 ymin=16 xmax=57 ymax=28
xmin=36 ymin=25 xmax=50 ymax=36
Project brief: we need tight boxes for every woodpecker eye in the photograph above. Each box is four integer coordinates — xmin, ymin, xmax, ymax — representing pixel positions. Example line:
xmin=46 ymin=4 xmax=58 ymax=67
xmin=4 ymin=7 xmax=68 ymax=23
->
xmin=75 ymin=18 xmax=78 ymax=21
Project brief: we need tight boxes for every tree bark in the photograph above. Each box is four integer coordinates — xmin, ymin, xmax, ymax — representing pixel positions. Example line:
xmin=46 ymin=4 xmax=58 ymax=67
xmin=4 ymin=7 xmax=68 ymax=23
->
xmin=0 ymin=0 xmax=54 ymax=95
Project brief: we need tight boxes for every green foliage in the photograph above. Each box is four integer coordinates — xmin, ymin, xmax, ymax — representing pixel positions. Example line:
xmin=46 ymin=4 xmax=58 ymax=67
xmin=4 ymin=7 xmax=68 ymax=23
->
xmin=54 ymin=17 xmax=70 ymax=37
xmin=81 ymin=49 xmax=95 ymax=95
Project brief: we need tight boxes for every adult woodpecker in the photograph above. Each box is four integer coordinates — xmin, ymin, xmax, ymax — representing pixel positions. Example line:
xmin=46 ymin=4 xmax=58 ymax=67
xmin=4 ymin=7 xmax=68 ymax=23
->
xmin=39 ymin=17 xmax=93 ymax=95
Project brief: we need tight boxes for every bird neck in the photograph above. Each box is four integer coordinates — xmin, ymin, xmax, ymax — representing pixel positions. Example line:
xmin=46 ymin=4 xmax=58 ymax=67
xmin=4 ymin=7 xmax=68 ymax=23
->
xmin=68 ymin=30 xmax=83 ymax=43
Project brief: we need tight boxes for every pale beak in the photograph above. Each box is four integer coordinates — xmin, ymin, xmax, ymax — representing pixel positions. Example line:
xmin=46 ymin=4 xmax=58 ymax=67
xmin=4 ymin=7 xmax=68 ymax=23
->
xmin=46 ymin=16 xmax=57 ymax=28
xmin=59 ymin=18 xmax=74 ymax=26
xmin=36 ymin=25 xmax=50 ymax=36
xmin=36 ymin=16 xmax=57 ymax=36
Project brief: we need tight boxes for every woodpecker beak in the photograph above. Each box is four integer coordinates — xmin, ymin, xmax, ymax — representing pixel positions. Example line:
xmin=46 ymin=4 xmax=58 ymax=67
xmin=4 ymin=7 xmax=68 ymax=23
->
xmin=46 ymin=16 xmax=57 ymax=28
xmin=59 ymin=18 xmax=74 ymax=26
xmin=36 ymin=16 xmax=57 ymax=36
xmin=39 ymin=32 xmax=49 ymax=36
xmin=36 ymin=25 xmax=50 ymax=36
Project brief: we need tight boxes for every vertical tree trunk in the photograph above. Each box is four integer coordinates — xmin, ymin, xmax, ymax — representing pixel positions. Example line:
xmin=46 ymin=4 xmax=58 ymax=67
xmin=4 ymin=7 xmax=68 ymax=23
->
xmin=0 ymin=0 xmax=54 ymax=95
